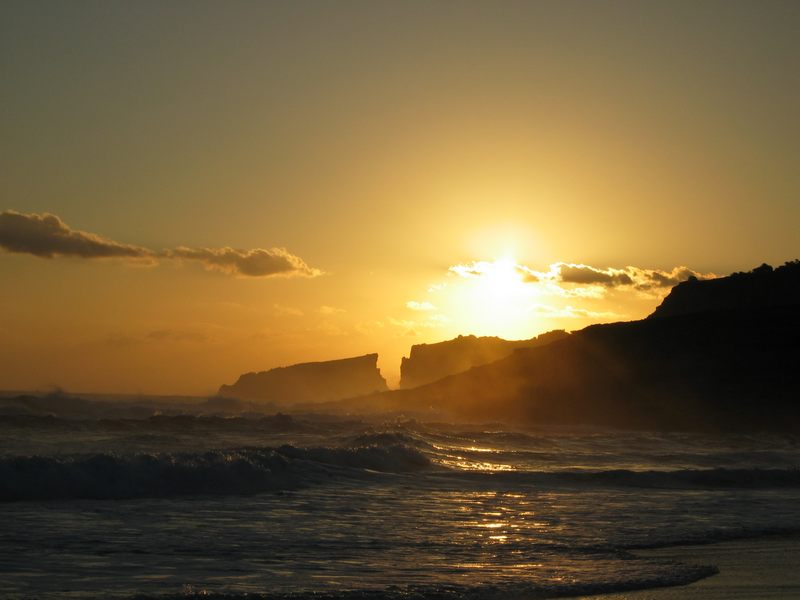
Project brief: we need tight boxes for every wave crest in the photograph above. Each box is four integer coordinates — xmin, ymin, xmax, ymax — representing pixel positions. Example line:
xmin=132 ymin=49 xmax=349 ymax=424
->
xmin=0 ymin=444 xmax=429 ymax=502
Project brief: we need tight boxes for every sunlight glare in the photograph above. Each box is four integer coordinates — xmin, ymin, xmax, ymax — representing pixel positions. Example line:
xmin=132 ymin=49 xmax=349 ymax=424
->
xmin=446 ymin=255 xmax=537 ymax=339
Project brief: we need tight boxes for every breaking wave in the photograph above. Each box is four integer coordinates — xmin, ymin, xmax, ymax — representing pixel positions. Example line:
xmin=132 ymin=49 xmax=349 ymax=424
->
xmin=129 ymin=562 xmax=718 ymax=600
xmin=0 ymin=444 xmax=430 ymax=502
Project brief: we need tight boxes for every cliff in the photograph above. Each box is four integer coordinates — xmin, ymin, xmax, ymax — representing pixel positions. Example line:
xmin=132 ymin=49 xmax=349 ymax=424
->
xmin=377 ymin=261 xmax=800 ymax=431
xmin=650 ymin=260 xmax=800 ymax=319
xmin=219 ymin=353 xmax=388 ymax=403
xmin=399 ymin=330 xmax=569 ymax=389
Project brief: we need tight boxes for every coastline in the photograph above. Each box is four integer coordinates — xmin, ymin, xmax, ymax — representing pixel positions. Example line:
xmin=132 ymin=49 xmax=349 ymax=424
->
xmin=578 ymin=535 xmax=800 ymax=599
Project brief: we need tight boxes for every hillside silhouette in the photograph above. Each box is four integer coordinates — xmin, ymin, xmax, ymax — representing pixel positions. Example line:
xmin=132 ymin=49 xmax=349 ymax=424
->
xmin=651 ymin=260 xmax=800 ymax=318
xmin=372 ymin=261 xmax=800 ymax=431
xmin=400 ymin=330 xmax=569 ymax=388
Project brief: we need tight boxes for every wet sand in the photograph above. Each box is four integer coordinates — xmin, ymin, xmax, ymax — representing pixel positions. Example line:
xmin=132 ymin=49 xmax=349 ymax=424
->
xmin=580 ymin=536 xmax=800 ymax=599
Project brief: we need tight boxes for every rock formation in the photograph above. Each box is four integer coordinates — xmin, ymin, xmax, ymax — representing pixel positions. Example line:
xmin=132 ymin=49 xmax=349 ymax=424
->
xmin=650 ymin=260 xmax=800 ymax=319
xmin=219 ymin=353 xmax=388 ymax=403
xmin=377 ymin=261 xmax=800 ymax=431
xmin=399 ymin=330 xmax=569 ymax=389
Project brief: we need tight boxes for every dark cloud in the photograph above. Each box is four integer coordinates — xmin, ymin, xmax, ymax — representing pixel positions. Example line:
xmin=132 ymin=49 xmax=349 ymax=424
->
xmin=557 ymin=263 xmax=633 ymax=286
xmin=637 ymin=266 xmax=699 ymax=290
xmin=553 ymin=262 xmax=708 ymax=290
xmin=0 ymin=210 xmax=154 ymax=260
xmin=0 ymin=210 xmax=321 ymax=278
xmin=165 ymin=246 xmax=321 ymax=278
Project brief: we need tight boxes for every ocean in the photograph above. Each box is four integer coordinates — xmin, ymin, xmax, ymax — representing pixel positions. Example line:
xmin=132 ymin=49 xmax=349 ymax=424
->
xmin=2 ymin=411 xmax=800 ymax=599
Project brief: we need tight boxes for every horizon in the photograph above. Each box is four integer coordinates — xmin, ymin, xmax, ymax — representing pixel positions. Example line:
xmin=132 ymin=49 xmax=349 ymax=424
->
xmin=2 ymin=4 xmax=800 ymax=600
xmin=2 ymin=1 xmax=799 ymax=395
xmin=1 ymin=257 xmax=794 ymax=399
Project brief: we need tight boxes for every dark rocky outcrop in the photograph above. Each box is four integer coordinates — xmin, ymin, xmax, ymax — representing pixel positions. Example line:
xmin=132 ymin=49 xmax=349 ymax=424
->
xmin=650 ymin=260 xmax=800 ymax=319
xmin=399 ymin=330 xmax=569 ymax=389
xmin=372 ymin=261 xmax=800 ymax=432
xmin=219 ymin=354 xmax=388 ymax=403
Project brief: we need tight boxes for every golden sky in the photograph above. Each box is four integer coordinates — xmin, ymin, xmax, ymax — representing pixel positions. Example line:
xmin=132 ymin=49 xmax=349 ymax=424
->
xmin=1 ymin=1 xmax=798 ymax=393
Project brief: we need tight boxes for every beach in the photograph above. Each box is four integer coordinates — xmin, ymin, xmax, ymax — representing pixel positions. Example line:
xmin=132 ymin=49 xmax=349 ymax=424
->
xmin=582 ymin=535 xmax=800 ymax=600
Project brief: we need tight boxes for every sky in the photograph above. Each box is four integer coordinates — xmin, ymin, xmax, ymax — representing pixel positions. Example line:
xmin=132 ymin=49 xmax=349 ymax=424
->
xmin=1 ymin=1 xmax=798 ymax=394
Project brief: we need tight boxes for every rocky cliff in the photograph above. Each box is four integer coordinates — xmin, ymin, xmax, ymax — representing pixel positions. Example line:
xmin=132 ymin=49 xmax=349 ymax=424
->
xmin=650 ymin=260 xmax=800 ymax=319
xmin=219 ymin=354 xmax=388 ymax=403
xmin=376 ymin=261 xmax=800 ymax=431
xmin=399 ymin=330 xmax=569 ymax=389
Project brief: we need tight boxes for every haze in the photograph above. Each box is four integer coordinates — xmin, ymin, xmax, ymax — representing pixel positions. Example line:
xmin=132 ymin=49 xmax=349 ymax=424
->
xmin=1 ymin=1 xmax=798 ymax=394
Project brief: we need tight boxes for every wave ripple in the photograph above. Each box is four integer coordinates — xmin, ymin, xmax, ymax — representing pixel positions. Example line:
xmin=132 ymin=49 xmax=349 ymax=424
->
xmin=0 ymin=444 xmax=429 ymax=502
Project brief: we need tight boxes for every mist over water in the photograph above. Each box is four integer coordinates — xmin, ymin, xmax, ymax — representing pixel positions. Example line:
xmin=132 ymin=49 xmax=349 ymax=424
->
xmin=2 ymin=410 xmax=800 ymax=599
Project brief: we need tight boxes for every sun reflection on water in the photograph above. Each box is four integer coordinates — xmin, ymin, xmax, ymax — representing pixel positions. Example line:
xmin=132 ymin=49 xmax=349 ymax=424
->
xmin=430 ymin=443 xmax=516 ymax=471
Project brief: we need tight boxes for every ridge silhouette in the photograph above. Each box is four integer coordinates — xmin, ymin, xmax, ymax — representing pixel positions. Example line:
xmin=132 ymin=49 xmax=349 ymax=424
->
xmin=400 ymin=330 xmax=569 ymax=389
xmin=356 ymin=261 xmax=800 ymax=431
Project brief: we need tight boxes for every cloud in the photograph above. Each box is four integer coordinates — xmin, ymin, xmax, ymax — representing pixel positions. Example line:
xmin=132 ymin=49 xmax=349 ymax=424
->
xmin=318 ymin=305 xmax=345 ymax=315
xmin=0 ymin=210 xmax=322 ymax=279
xmin=406 ymin=300 xmax=437 ymax=311
xmin=449 ymin=261 xmax=494 ymax=278
xmin=450 ymin=258 xmax=713 ymax=295
xmin=416 ymin=259 xmax=717 ymax=334
xmin=550 ymin=262 xmax=708 ymax=291
xmin=555 ymin=263 xmax=633 ymax=286
xmin=0 ymin=210 xmax=154 ymax=260
xmin=165 ymin=246 xmax=321 ymax=278
xmin=627 ymin=265 xmax=708 ymax=290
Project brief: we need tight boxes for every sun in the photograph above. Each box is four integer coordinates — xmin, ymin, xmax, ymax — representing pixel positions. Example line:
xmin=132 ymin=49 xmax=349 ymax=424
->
xmin=483 ymin=256 xmax=525 ymax=300
xmin=445 ymin=256 xmax=537 ymax=339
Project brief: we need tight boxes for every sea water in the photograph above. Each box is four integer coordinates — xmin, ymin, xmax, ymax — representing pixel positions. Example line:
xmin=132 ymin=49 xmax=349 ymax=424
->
xmin=1 ymin=412 xmax=800 ymax=599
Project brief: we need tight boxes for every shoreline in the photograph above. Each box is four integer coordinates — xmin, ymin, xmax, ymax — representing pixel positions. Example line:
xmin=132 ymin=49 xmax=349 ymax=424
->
xmin=577 ymin=535 xmax=800 ymax=599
